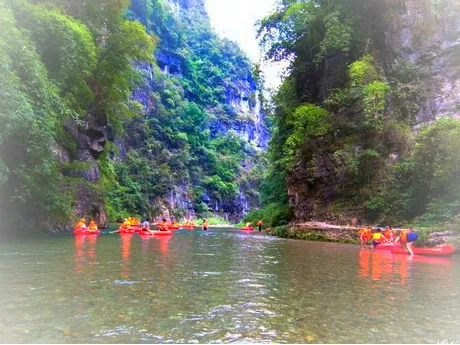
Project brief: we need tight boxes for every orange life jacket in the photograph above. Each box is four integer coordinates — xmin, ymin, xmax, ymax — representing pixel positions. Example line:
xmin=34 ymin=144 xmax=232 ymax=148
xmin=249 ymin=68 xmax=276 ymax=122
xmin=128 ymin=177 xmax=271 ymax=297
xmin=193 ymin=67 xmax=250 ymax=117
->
xmin=400 ymin=230 xmax=409 ymax=244
xmin=383 ymin=229 xmax=394 ymax=239
xmin=257 ymin=221 xmax=263 ymax=226
xmin=74 ymin=221 xmax=86 ymax=230
xmin=88 ymin=221 xmax=98 ymax=231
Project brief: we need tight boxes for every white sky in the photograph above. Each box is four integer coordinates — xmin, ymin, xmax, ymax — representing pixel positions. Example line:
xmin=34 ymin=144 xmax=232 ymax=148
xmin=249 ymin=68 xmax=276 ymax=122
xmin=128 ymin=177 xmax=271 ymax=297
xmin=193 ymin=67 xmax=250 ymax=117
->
xmin=204 ymin=0 xmax=288 ymax=91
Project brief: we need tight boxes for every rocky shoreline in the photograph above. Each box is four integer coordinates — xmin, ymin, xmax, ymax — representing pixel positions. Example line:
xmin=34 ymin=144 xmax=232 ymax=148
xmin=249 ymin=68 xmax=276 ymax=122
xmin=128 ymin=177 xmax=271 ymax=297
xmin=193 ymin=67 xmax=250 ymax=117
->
xmin=265 ymin=222 xmax=460 ymax=250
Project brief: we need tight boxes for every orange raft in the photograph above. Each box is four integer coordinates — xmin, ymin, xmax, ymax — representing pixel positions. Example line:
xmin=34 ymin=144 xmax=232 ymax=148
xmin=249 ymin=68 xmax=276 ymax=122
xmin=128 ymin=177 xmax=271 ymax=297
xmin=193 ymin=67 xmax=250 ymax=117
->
xmin=392 ymin=244 xmax=456 ymax=257
xmin=117 ymin=228 xmax=136 ymax=235
xmin=154 ymin=230 xmax=173 ymax=236
xmin=73 ymin=228 xmax=100 ymax=235
xmin=167 ymin=226 xmax=180 ymax=230
xmin=138 ymin=230 xmax=173 ymax=236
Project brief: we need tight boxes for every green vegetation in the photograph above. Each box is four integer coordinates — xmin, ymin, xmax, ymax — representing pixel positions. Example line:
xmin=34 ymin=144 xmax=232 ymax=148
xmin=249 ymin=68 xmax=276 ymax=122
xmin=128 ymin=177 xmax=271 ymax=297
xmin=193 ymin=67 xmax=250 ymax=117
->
xmin=102 ymin=0 xmax=266 ymax=222
xmin=1 ymin=0 xmax=265 ymax=231
xmin=251 ymin=0 xmax=460 ymax=235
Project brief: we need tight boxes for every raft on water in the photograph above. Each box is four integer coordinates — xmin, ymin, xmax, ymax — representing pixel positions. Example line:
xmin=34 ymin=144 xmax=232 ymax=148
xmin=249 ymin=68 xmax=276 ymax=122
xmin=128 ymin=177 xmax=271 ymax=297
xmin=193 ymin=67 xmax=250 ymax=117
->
xmin=73 ymin=228 xmax=100 ymax=235
xmin=241 ymin=227 xmax=255 ymax=232
xmin=392 ymin=244 xmax=456 ymax=257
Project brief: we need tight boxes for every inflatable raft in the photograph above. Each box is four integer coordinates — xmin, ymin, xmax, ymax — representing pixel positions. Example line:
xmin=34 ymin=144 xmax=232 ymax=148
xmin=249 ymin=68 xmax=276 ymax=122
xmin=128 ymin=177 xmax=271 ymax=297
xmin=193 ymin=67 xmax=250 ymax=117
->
xmin=73 ymin=228 xmax=100 ymax=235
xmin=117 ymin=228 xmax=136 ymax=235
xmin=374 ymin=243 xmax=396 ymax=250
xmin=241 ymin=227 xmax=255 ymax=232
xmin=167 ymin=226 xmax=180 ymax=230
xmin=392 ymin=244 xmax=456 ymax=257
xmin=153 ymin=230 xmax=173 ymax=236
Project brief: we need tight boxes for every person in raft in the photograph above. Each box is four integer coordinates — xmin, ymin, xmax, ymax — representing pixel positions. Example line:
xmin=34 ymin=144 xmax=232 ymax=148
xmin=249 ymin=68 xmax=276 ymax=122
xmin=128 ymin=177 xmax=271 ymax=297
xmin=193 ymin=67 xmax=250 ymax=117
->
xmin=394 ymin=229 xmax=418 ymax=255
xmin=257 ymin=220 xmax=263 ymax=232
xmin=88 ymin=220 xmax=98 ymax=232
xmin=371 ymin=228 xmax=385 ymax=248
xmin=74 ymin=218 xmax=87 ymax=230
xmin=383 ymin=225 xmax=395 ymax=242
xmin=132 ymin=217 xmax=141 ymax=227
xmin=121 ymin=218 xmax=132 ymax=229
xmin=202 ymin=219 xmax=209 ymax=231
xmin=160 ymin=218 xmax=168 ymax=231
xmin=141 ymin=218 xmax=151 ymax=232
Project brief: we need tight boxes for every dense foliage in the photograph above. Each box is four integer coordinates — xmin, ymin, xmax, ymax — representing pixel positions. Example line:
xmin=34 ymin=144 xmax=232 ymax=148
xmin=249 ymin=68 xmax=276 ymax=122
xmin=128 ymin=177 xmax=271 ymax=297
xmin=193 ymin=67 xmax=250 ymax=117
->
xmin=1 ymin=0 xmax=265 ymax=230
xmin=104 ymin=0 xmax=266 ymax=222
xmin=250 ymin=0 xmax=460 ymax=227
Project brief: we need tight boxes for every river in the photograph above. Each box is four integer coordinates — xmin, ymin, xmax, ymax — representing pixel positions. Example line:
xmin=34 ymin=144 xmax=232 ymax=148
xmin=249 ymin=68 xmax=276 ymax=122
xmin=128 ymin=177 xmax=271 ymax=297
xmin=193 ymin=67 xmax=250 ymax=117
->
xmin=0 ymin=228 xmax=459 ymax=343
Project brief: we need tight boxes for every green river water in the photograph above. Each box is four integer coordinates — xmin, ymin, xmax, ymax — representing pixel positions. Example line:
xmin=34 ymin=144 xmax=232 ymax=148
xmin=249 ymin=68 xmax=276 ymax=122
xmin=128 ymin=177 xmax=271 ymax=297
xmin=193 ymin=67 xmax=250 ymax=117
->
xmin=0 ymin=228 xmax=459 ymax=343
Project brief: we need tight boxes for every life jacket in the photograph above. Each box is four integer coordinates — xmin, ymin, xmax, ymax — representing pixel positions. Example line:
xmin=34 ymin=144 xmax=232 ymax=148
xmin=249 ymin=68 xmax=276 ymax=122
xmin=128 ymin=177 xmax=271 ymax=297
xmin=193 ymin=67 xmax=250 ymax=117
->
xmin=360 ymin=228 xmax=371 ymax=240
xmin=88 ymin=221 xmax=98 ymax=231
xmin=400 ymin=230 xmax=409 ymax=244
xmin=257 ymin=221 xmax=263 ymax=226
xmin=383 ymin=229 xmax=393 ymax=238
xmin=372 ymin=233 xmax=383 ymax=242
xmin=74 ymin=221 xmax=86 ymax=230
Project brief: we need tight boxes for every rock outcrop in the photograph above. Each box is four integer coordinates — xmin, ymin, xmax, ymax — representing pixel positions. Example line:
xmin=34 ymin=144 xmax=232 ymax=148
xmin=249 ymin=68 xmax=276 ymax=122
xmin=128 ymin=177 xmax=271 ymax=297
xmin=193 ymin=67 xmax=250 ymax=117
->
xmin=288 ymin=0 xmax=460 ymax=224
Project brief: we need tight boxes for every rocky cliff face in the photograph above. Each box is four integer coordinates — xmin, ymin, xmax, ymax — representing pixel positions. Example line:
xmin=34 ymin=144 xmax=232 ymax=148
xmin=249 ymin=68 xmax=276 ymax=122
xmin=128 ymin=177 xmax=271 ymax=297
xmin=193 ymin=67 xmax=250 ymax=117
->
xmin=388 ymin=0 xmax=460 ymax=124
xmin=288 ymin=0 xmax=460 ymax=224
xmin=164 ymin=0 xmax=207 ymax=18
xmin=61 ymin=106 xmax=108 ymax=225
xmin=125 ymin=0 xmax=268 ymax=222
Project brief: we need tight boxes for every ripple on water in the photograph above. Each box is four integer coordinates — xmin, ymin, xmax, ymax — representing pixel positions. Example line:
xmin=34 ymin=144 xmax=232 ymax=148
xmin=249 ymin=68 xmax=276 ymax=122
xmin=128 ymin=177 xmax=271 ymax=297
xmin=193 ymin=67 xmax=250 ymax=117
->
xmin=112 ymin=280 xmax=139 ymax=286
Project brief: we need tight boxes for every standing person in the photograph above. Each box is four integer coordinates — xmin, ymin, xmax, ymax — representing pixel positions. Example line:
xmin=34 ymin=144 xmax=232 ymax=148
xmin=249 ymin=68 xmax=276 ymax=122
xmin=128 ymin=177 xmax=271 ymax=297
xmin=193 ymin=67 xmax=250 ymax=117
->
xmin=202 ymin=219 xmax=209 ymax=231
xmin=358 ymin=227 xmax=372 ymax=246
xmin=394 ymin=229 xmax=418 ymax=255
xmin=257 ymin=220 xmax=263 ymax=232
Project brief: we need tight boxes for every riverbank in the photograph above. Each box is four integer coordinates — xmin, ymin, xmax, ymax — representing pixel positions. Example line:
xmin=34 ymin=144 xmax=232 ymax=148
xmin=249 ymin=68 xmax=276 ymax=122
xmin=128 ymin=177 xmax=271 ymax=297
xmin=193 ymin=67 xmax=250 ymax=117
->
xmin=265 ymin=222 xmax=460 ymax=248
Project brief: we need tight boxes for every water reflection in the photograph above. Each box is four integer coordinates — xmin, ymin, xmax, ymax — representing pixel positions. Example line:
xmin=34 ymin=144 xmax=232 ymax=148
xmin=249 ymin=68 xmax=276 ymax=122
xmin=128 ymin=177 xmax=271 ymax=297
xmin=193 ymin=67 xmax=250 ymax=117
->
xmin=155 ymin=236 xmax=171 ymax=254
xmin=74 ymin=235 xmax=98 ymax=275
xmin=359 ymin=248 xmax=454 ymax=287
xmin=120 ymin=234 xmax=132 ymax=279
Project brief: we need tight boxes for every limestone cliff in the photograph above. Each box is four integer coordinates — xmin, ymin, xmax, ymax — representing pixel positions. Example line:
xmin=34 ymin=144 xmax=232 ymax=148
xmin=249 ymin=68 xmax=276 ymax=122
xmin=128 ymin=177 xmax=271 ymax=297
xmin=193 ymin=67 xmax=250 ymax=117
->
xmin=287 ymin=0 xmax=460 ymax=224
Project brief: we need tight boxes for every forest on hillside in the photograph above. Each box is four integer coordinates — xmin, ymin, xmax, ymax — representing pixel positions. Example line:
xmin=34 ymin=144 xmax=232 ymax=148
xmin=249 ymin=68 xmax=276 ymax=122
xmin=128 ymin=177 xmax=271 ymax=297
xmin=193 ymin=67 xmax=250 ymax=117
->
xmin=0 ymin=0 xmax=266 ymax=231
xmin=244 ymin=0 xmax=460 ymax=233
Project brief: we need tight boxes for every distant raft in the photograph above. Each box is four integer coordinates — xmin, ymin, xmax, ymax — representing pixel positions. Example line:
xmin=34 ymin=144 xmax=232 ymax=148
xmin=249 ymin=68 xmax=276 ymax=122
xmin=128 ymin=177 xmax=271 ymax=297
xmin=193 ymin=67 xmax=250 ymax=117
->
xmin=73 ymin=228 xmax=100 ymax=235
xmin=240 ymin=227 xmax=255 ymax=232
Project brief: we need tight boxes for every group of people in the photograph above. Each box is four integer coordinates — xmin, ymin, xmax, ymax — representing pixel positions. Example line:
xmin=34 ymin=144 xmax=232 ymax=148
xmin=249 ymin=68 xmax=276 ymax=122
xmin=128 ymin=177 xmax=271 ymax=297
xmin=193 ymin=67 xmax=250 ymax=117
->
xmin=358 ymin=226 xmax=418 ymax=255
xmin=245 ymin=221 xmax=264 ymax=231
xmin=75 ymin=217 xmax=265 ymax=234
